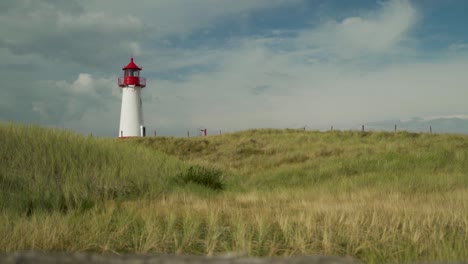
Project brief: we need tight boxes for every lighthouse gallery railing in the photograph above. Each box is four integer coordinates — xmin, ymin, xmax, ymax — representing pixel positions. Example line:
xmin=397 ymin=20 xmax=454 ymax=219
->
xmin=118 ymin=77 xmax=146 ymax=87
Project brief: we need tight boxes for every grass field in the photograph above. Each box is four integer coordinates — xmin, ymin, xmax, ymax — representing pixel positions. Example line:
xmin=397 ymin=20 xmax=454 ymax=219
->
xmin=1 ymin=123 xmax=467 ymax=263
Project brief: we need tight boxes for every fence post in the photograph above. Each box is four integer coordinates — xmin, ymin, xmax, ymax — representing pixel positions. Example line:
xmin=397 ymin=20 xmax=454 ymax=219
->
xmin=394 ymin=124 xmax=397 ymax=133
xmin=430 ymin=126 xmax=432 ymax=134
xmin=362 ymin=125 xmax=365 ymax=132
xmin=187 ymin=130 xmax=190 ymax=137
xmin=219 ymin=130 xmax=221 ymax=135
xmin=331 ymin=126 xmax=333 ymax=131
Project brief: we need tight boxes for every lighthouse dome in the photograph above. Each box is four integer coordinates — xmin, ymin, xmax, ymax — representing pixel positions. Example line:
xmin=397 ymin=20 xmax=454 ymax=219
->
xmin=122 ymin=57 xmax=142 ymax=70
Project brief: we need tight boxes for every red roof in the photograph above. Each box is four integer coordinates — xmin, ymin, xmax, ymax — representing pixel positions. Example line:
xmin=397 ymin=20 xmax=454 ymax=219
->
xmin=122 ymin=57 xmax=142 ymax=70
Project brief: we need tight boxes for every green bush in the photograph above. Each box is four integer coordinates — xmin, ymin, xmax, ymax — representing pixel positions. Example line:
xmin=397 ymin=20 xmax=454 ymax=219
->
xmin=174 ymin=166 xmax=224 ymax=190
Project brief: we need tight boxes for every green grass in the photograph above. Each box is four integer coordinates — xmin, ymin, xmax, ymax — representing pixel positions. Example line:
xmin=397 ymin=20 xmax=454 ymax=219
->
xmin=136 ymin=129 xmax=468 ymax=193
xmin=0 ymin=123 xmax=191 ymax=214
xmin=1 ymin=124 xmax=468 ymax=263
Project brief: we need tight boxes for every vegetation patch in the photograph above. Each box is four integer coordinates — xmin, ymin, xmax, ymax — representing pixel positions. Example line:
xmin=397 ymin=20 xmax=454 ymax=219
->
xmin=1 ymin=124 xmax=468 ymax=263
xmin=174 ymin=165 xmax=224 ymax=191
xmin=0 ymin=123 xmax=186 ymax=214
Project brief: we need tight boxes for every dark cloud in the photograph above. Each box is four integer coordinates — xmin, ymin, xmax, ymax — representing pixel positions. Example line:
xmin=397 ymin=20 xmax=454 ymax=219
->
xmin=0 ymin=0 xmax=143 ymax=68
xmin=251 ymin=85 xmax=271 ymax=95
xmin=0 ymin=0 xmax=83 ymax=14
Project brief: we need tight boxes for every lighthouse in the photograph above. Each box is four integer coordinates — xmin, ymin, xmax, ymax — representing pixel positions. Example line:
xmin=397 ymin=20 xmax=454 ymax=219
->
xmin=118 ymin=57 xmax=146 ymax=137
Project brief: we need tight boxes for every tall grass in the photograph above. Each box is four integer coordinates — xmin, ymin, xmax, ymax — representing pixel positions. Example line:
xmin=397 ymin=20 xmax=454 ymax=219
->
xmin=1 ymin=191 xmax=467 ymax=262
xmin=1 ymin=124 xmax=468 ymax=263
xmin=0 ymin=123 xmax=187 ymax=214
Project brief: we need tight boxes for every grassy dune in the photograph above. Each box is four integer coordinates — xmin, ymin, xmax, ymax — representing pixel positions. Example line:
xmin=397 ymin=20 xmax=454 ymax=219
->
xmin=0 ymin=123 xmax=190 ymax=213
xmin=1 ymin=124 xmax=468 ymax=263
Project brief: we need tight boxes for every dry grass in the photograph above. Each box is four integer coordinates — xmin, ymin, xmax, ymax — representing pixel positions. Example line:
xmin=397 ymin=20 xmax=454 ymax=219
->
xmin=2 ymin=190 xmax=467 ymax=263
xmin=1 ymin=124 xmax=468 ymax=263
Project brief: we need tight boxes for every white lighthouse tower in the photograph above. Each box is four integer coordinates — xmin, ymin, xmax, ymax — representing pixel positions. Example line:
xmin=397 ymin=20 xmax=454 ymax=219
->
xmin=118 ymin=57 xmax=146 ymax=137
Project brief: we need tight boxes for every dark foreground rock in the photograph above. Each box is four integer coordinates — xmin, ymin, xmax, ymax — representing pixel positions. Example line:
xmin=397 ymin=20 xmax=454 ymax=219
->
xmin=0 ymin=252 xmax=358 ymax=264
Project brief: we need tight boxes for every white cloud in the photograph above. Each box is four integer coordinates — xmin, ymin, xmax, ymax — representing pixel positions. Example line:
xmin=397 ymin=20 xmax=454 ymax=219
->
xmin=28 ymin=74 xmax=118 ymax=127
xmin=133 ymin=0 xmax=467 ymax=133
xmin=71 ymin=73 xmax=94 ymax=94
xmin=421 ymin=115 xmax=468 ymax=121
xmin=448 ymin=42 xmax=468 ymax=52
xmin=296 ymin=0 xmax=417 ymax=58
xmin=81 ymin=0 xmax=302 ymax=36
xmin=143 ymin=40 xmax=468 ymax=132
xmin=128 ymin=42 xmax=143 ymax=57
xmin=57 ymin=12 xmax=143 ymax=32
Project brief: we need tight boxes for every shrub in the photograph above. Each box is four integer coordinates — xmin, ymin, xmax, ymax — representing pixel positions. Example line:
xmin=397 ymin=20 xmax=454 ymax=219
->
xmin=174 ymin=166 xmax=224 ymax=190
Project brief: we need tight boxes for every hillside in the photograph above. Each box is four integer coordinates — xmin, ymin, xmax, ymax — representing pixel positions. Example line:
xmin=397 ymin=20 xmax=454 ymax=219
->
xmin=135 ymin=129 xmax=468 ymax=193
xmin=0 ymin=123 xmax=191 ymax=213
xmin=1 ymin=124 xmax=467 ymax=263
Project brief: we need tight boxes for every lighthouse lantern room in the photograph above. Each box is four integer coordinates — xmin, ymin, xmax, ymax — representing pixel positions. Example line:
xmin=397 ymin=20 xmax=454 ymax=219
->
xmin=118 ymin=57 xmax=146 ymax=138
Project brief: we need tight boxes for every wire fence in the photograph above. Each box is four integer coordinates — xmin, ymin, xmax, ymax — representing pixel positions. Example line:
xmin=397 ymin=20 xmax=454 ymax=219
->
xmin=146 ymin=124 xmax=441 ymax=138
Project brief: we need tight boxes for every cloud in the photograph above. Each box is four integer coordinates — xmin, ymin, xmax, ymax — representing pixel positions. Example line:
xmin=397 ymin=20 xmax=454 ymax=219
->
xmin=448 ymin=42 xmax=468 ymax=52
xmin=0 ymin=0 xmax=300 ymax=68
xmin=421 ymin=115 xmax=468 ymax=121
xmin=0 ymin=0 xmax=306 ymax=135
xmin=2 ymin=0 xmax=468 ymax=136
xmin=56 ymin=12 xmax=143 ymax=32
xmin=0 ymin=0 xmax=143 ymax=67
xmin=133 ymin=0 xmax=468 ymax=133
xmin=143 ymin=40 xmax=468 ymax=132
xmin=27 ymin=74 xmax=118 ymax=125
xmin=296 ymin=0 xmax=417 ymax=58
xmin=80 ymin=0 xmax=302 ymax=36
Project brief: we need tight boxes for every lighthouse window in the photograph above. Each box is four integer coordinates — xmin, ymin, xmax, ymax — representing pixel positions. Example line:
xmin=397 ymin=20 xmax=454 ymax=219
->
xmin=124 ymin=70 xmax=139 ymax=77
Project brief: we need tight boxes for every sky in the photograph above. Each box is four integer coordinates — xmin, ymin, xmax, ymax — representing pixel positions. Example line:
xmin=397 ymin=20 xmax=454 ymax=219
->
xmin=1 ymin=0 xmax=468 ymax=137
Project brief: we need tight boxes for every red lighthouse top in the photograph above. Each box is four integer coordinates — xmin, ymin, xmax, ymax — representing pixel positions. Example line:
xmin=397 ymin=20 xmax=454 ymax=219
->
xmin=122 ymin=57 xmax=142 ymax=70
xmin=118 ymin=57 xmax=146 ymax=88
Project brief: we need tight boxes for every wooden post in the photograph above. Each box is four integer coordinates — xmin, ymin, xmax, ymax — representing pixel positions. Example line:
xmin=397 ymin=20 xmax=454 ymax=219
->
xmin=154 ymin=130 xmax=157 ymax=136
xmin=331 ymin=126 xmax=333 ymax=131
xmin=362 ymin=125 xmax=365 ymax=132
xmin=394 ymin=124 xmax=397 ymax=133
xmin=219 ymin=130 xmax=221 ymax=135
xmin=430 ymin=126 xmax=432 ymax=134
